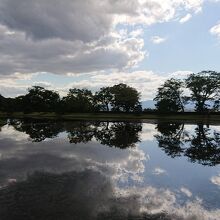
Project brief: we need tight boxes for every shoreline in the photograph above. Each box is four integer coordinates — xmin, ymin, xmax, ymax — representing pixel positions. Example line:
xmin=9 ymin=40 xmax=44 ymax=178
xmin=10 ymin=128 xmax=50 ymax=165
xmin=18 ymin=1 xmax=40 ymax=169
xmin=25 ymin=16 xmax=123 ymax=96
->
xmin=0 ymin=112 xmax=220 ymax=124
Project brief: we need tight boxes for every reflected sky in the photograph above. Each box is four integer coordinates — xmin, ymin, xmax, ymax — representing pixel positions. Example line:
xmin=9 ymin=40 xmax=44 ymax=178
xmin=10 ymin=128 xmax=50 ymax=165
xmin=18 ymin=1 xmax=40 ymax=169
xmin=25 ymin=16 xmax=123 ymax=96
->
xmin=0 ymin=119 xmax=220 ymax=219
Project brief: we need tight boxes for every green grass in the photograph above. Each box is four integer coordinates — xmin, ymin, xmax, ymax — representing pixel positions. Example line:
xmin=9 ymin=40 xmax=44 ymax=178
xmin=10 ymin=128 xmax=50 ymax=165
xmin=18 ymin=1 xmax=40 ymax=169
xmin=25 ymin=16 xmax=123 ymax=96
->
xmin=0 ymin=111 xmax=220 ymax=124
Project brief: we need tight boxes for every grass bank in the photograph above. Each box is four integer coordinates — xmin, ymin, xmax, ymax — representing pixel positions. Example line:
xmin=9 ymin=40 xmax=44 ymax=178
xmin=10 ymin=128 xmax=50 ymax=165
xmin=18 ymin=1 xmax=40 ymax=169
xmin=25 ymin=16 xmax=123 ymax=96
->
xmin=0 ymin=112 xmax=220 ymax=124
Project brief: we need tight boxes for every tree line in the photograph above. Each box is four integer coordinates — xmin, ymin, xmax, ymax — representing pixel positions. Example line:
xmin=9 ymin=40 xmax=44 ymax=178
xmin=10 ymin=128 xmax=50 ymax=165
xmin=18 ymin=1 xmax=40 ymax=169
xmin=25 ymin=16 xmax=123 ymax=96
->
xmin=154 ymin=70 xmax=220 ymax=112
xmin=0 ymin=70 xmax=219 ymax=113
xmin=0 ymin=83 xmax=141 ymax=113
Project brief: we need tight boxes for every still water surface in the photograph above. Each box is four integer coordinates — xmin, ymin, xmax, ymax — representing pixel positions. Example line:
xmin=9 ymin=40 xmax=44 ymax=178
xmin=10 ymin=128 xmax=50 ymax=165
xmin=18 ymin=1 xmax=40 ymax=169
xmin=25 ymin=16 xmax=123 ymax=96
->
xmin=0 ymin=118 xmax=220 ymax=219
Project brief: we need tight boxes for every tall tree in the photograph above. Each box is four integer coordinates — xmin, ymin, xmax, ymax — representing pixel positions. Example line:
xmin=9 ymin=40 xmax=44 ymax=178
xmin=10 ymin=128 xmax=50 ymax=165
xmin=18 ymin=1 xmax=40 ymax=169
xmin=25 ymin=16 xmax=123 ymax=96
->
xmin=62 ymin=88 xmax=94 ymax=112
xmin=154 ymin=78 xmax=184 ymax=112
xmin=185 ymin=71 xmax=220 ymax=112
xmin=23 ymin=86 xmax=60 ymax=112
xmin=94 ymin=87 xmax=113 ymax=111
xmin=110 ymin=83 xmax=141 ymax=112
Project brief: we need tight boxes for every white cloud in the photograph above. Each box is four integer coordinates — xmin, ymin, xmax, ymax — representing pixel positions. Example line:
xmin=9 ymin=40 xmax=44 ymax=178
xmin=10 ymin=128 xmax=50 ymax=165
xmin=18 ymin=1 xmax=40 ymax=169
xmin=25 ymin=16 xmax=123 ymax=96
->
xmin=210 ymin=22 xmax=220 ymax=39
xmin=179 ymin=13 xmax=192 ymax=23
xmin=0 ymin=0 xmax=206 ymax=79
xmin=33 ymin=81 xmax=52 ymax=88
xmin=168 ymin=70 xmax=193 ymax=79
xmin=151 ymin=36 xmax=167 ymax=44
xmin=64 ymin=70 xmax=166 ymax=100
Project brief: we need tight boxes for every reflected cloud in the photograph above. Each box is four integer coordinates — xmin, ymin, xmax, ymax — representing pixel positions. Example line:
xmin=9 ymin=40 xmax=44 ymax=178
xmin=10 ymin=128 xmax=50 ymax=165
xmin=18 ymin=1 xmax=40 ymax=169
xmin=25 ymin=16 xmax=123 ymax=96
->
xmin=0 ymin=169 xmax=220 ymax=220
xmin=0 ymin=119 xmax=220 ymax=219
xmin=0 ymin=125 xmax=29 ymax=142
xmin=140 ymin=123 xmax=157 ymax=141
xmin=210 ymin=174 xmax=220 ymax=187
xmin=153 ymin=167 xmax=167 ymax=175
xmin=180 ymin=187 xmax=192 ymax=197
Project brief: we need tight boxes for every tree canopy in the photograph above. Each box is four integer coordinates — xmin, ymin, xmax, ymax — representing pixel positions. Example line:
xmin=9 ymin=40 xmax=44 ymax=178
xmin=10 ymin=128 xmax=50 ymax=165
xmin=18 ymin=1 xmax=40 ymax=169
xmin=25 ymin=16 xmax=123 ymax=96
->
xmin=185 ymin=71 xmax=220 ymax=112
xmin=110 ymin=83 xmax=141 ymax=112
xmin=154 ymin=78 xmax=184 ymax=112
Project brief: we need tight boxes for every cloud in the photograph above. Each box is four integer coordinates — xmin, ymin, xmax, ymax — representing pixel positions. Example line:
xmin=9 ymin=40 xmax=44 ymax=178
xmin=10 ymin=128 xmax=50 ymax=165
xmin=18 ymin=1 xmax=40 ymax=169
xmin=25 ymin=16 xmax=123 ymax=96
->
xmin=0 ymin=0 xmax=206 ymax=79
xmin=151 ymin=36 xmax=167 ymax=44
xmin=0 ymin=0 xmax=113 ymax=42
xmin=64 ymin=70 xmax=167 ymax=100
xmin=153 ymin=167 xmax=167 ymax=175
xmin=0 ymin=0 xmax=204 ymax=42
xmin=168 ymin=70 xmax=193 ymax=79
xmin=180 ymin=187 xmax=192 ymax=197
xmin=210 ymin=22 xmax=220 ymax=39
xmin=33 ymin=81 xmax=52 ymax=88
xmin=179 ymin=13 xmax=192 ymax=23
xmin=0 ymin=24 xmax=145 ymax=76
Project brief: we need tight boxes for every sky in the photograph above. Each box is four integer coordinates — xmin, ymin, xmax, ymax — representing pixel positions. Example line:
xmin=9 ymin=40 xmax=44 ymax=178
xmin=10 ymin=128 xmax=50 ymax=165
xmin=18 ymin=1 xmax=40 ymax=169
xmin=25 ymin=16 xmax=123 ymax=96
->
xmin=0 ymin=0 xmax=220 ymax=101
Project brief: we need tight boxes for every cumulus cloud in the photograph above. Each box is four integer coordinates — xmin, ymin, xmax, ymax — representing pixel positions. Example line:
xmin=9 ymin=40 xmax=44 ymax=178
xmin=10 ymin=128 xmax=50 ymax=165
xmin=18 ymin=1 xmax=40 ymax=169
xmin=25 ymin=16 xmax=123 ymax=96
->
xmin=0 ymin=0 xmax=204 ymax=42
xmin=0 ymin=25 xmax=145 ymax=76
xmin=63 ymin=70 xmax=167 ymax=100
xmin=0 ymin=0 xmax=206 ymax=79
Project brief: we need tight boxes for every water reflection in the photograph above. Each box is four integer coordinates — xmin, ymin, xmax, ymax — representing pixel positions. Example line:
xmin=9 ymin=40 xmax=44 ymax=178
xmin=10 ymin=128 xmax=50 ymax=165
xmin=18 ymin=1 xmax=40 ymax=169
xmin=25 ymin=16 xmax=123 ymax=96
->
xmin=6 ymin=119 xmax=220 ymax=166
xmin=0 ymin=169 xmax=220 ymax=220
xmin=9 ymin=119 xmax=142 ymax=148
xmin=0 ymin=119 xmax=220 ymax=219
xmin=0 ymin=170 xmax=172 ymax=220
xmin=9 ymin=119 xmax=63 ymax=142
xmin=155 ymin=122 xmax=220 ymax=166
xmin=95 ymin=122 xmax=142 ymax=149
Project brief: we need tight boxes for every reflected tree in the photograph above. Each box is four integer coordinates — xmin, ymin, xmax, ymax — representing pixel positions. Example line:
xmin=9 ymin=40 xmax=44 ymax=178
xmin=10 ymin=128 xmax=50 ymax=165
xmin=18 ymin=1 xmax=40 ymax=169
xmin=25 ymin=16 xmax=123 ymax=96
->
xmin=0 ymin=118 xmax=7 ymax=132
xmin=9 ymin=119 xmax=63 ymax=142
xmin=67 ymin=121 xmax=97 ymax=144
xmin=155 ymin=122 xmax=220 ymax=166
xmin=95 ymin=122 xmax=142 ymax=148
xmin=155 ymin=122 xmax=186 ymax=157
xmin=185 ymin=124 xmax=220 ymax=166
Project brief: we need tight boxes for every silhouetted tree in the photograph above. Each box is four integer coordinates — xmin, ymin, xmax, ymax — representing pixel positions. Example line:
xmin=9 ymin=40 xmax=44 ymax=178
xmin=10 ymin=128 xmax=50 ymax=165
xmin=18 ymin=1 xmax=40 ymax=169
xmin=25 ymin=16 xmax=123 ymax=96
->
xmin=185 ymin=71 xmax=220 ymax=112
xmin=110 ymin=84 xmax=141 ymax=112
xmin=154 ymin=78 xmax=184 ymax=112
xmin=0 ymin=94 xmax=5 ymax=111
xmin=62 ymin=88 xmax=94 ymax=112
xmin=22 ymin=86 xmax=60 ymax=112
xmin=94 ymin=87 xmax=113 ymax=111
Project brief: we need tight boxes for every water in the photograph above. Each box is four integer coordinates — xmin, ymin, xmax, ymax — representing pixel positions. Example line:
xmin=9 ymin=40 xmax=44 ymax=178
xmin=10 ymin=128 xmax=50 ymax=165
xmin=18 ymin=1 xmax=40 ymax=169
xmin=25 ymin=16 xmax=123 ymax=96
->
xmin=0 ymin=118 xmax=219 ymax=220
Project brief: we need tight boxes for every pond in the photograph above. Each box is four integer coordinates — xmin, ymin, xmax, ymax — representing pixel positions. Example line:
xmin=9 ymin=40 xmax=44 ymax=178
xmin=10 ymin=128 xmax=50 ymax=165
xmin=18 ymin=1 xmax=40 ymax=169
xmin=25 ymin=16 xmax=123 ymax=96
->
xmin=0 ymin=118 xmax=219 ymax=219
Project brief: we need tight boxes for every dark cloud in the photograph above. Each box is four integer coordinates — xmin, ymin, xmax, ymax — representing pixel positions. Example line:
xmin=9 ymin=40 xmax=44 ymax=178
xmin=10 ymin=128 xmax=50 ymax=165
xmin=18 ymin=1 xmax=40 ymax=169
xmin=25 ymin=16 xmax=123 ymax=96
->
xmin=0 ymin=0 xmax=112 ymax=42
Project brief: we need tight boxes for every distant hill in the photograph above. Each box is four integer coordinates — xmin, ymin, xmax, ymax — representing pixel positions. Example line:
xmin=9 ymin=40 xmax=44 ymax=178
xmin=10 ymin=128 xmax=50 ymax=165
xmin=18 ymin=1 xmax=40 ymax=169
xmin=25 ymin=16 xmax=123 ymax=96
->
xmin=142 ymin=100 xmax=217 ymax=111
